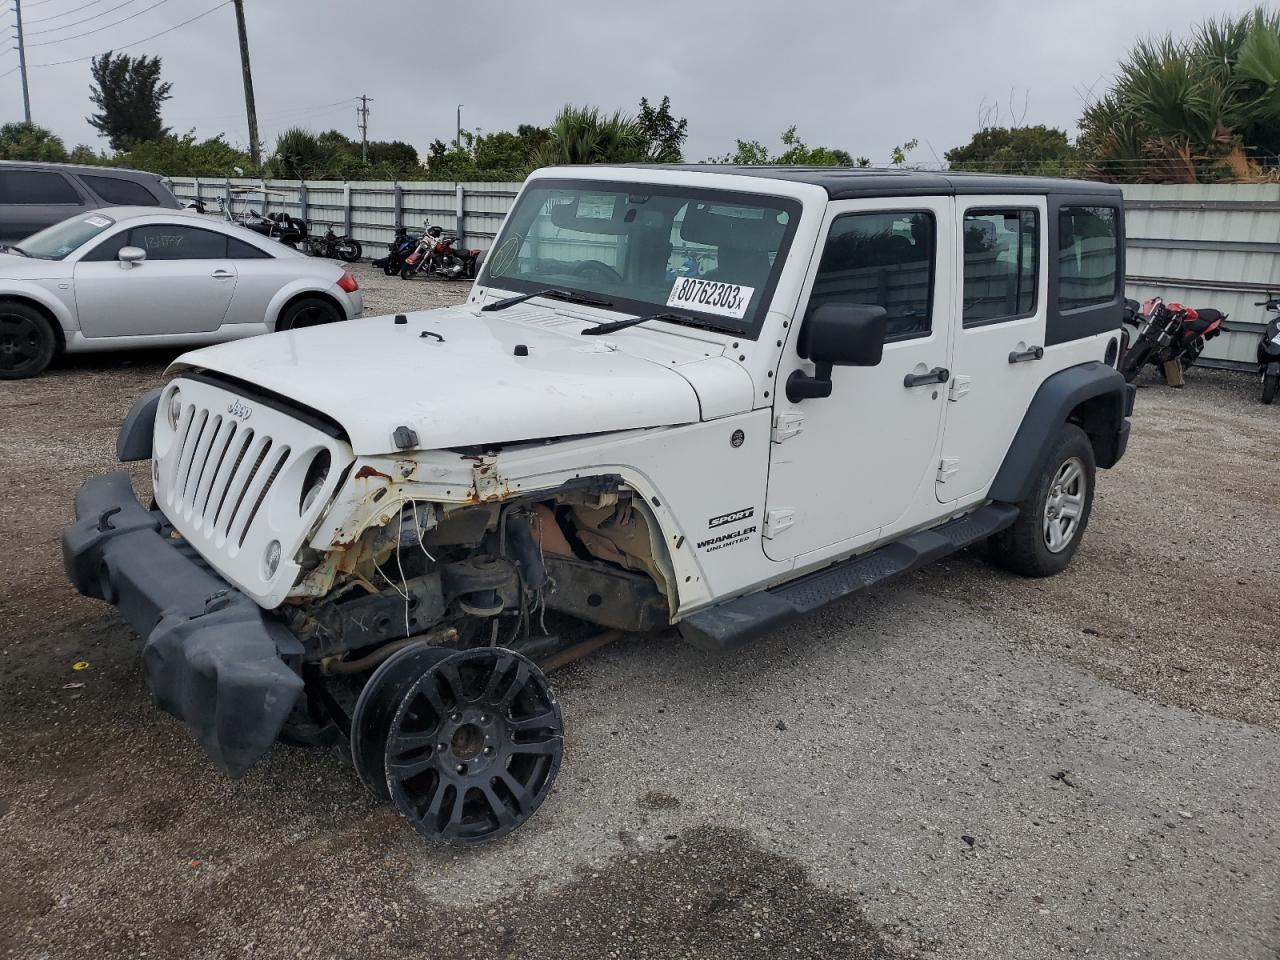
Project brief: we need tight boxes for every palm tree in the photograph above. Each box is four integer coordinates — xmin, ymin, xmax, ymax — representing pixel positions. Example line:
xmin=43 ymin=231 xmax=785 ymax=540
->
xmin=1079 ymin=8 xmax=1280 ymax=182
xmin=531 ymin=105 xmax=650 ymax=168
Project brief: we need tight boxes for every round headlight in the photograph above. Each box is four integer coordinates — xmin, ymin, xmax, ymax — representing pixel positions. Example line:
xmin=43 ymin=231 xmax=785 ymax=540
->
xmin=166 ymin=389 xmax=182 ymax=430
xmin=264 ymin=540 xmax=282 ymax=578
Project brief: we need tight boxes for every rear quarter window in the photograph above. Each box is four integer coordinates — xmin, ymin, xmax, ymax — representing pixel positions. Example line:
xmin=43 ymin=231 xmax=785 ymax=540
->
xmin=0 ymin=170 xmax=82 ymax=205
xmin=1057 ymin=206 xmax=1119 ymax=311
xmin=80 ymin=175 xmax=161 ymax=206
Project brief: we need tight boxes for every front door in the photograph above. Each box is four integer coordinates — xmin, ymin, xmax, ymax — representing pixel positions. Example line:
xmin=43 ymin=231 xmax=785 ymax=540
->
xmin=72 ymin=223 xmax=238 ymax=338
xmin=764 ymin=197 xmax=955 ymax=563
xmin=936 ymin=196 xmax=1048 ymax=503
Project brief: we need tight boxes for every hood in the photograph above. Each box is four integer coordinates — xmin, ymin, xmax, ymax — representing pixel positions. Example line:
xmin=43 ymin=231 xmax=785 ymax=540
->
xmin=172 ymin=307 xmax=717 ymax=455
xmin=0 ymin=252 xmax=68 ymax=280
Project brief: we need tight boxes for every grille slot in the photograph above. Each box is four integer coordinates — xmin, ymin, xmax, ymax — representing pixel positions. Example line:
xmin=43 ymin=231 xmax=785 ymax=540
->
xmin=224 ymin=437 xmax=273 ymax=541
xmin=238 ymin=446 xmax=290 ymax=547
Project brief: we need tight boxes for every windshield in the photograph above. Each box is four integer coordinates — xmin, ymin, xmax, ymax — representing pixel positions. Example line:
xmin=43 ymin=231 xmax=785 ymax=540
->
xmin=18 ymin=213 xmax=116 ymax=260
xmin=479 ymin=179 xmax=801 ymax=337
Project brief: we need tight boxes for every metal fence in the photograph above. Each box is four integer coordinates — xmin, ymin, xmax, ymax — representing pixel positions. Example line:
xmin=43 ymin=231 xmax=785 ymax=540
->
xmin=1122 ymin=183 xmax=1280 ymax=367
xmin=165 ymin=177 xmax=524 ymax=256
xmin=165 ymin=177 xmax=1274 ymax=368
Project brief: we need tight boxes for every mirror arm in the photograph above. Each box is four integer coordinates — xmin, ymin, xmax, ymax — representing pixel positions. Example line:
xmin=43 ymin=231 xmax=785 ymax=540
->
xmin=785 ymin=361 xmax=834 ymax=403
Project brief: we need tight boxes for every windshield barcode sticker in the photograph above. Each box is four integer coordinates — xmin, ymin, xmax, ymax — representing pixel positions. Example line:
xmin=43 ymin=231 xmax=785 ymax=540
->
xmin=667 ymin=277 xmax=754 ymax=319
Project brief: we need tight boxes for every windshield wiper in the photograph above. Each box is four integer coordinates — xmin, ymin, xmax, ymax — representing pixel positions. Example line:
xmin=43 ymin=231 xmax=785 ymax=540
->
xmin=1 ymin=244 xmax=29 ymax=257
xmin=480 ymin=288 xmax=614 ymax=312
xmin=581 ymin=312 xmax=700 ymax=336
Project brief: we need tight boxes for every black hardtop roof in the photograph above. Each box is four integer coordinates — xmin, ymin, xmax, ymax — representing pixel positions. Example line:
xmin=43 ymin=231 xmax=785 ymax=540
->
xmin=619 ymin=164 xmax=1121 ymax=200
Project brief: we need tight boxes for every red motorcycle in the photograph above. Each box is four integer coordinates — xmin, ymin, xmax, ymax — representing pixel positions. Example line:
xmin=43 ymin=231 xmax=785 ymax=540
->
xmin=1120 ymin=296 xmax=1228 ymax=384
xmin=399 ymin=222 xmax=484 ymax=281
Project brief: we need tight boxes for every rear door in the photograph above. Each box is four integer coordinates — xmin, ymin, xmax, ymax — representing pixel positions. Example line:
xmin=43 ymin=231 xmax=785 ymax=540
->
xmin=0 ymin=168 xmax=88 ymax=242
xmin=72 ymin=222 xmax=237 ymax=337
xmin=936 ymin=196 xmax=1048 ymax=503
xmin=764 ymin=197 xmax=955 ymax=562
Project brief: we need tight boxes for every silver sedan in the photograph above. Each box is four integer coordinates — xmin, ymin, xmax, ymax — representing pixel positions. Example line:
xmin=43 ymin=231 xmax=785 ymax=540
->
xmin=0 ymin=206 xmax=363 ymax=379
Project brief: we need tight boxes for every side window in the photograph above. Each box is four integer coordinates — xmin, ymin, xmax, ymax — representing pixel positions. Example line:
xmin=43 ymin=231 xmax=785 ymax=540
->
xmin=1057 ymin=206 xmax=1118 ymax=311
xmin=227 ymin=236 xmax=272 ymax=259
xmin=962 ymin=209 xmax=1039 ymax=326
xmin=128 ymin=224 xmax=228 ymax=260
xmin=0 ymin=170 xmax=82 ymax=205
xmin=80 ymin=175 xmax=161 ymax=206
xmin=79 ymin=230 xmax=131 ymax=262
xmin=809 ymin=211 xmax=935 ymax=340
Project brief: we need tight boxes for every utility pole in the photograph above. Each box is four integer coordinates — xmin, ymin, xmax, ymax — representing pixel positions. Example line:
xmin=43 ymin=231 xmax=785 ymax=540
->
xmin=455 ymin=104 xmax=463 ymax=151
xmin=357 ymin=94 xmax=371 ymax=163
xmin=12 ymin=0 xmax=30 ymax=123
xmin=231 ymin=0 xmax=260 ymax=168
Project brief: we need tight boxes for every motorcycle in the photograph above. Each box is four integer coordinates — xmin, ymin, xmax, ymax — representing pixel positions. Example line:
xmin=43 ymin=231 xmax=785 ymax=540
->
xmin=1255 ymin=295 xmax=1280 ymax=404
xmin=371 ymin=225 xmax=419 ymax=276
xmin=301 ymin=225 xmax=362 ymax=263
xmin=1120 ymin=296 xmax=1229 ymax=384
xmin=400 ymin=223 xmax=483 ymax=281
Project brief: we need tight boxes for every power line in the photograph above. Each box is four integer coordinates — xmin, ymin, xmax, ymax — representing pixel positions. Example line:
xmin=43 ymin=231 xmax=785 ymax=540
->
xmin=27 ymin=0 xmax=229 ymax=66
xmin=24 ymin=0 xmax=111 ymax=25
xmin=27 ymin=0 xmax=139 ymax=35
xmin=26 ymin=0 xmax=175 ymax=45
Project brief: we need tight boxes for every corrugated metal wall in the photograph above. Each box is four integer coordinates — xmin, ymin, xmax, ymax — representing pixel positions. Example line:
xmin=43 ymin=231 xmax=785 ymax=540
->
xmin=1122 ymin=183 xmax=1280 ymax=366
xmin=166 ymin=178 xmax=1274 ymax=367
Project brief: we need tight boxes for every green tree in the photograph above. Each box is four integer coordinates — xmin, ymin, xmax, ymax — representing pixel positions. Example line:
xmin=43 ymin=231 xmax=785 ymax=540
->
xmin=532 ymin=105 xmax=649 ymax=167
xmin=1079 ymin=8 xmax=1280 ymax=182
xmin=945 ymin=127 xmax=1080 ymax=176
xmin=115 ymin=132 xmax=250 ymax=177
xmin=87 ymin=51 xmax=171 ymax=150
xmin=0 ymin=122 xmax=68 ymax=161
xmin=266 ymin=127 xmax=342 ymax=179
xmin=711 ymin=126 xmax=861 ymax=165
xmin=637 ymin=95 xmax=688 ymax=161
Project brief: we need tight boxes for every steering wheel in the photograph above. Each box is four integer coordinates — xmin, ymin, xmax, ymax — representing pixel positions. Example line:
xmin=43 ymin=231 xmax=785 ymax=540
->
xmin=572 ymin=260 xmax=622 ymax=284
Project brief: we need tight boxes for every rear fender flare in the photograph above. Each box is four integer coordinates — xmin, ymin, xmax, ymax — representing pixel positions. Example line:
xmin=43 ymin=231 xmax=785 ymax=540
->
xmin=989 ymin=361 xmax=1130 ymax=504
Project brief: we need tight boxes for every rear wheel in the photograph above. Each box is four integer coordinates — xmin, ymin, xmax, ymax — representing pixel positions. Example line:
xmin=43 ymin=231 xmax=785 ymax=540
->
xmin=1263 ymin=373 xmax=1279 ymax=405
xmin=334 ymin=238 xmax=362 ymax=263
xmin=988 ymin=424 xmax=1096 ymax=578
xmin=277 ymin=295 xmax=342 ymax=331
xmin=0 ymin=303 xmax=56 ymax=380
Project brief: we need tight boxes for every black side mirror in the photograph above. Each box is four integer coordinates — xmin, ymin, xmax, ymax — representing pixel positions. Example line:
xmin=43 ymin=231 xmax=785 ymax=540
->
xmin=787 ymin=303 xmax=887 ymax=402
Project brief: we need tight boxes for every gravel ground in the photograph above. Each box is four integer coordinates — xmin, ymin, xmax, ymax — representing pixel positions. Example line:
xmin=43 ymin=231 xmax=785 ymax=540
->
xmin=1 ymin=262 xmax=1277 ymax=959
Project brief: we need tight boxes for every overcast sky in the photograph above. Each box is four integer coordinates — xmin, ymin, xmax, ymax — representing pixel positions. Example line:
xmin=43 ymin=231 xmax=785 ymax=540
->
xmin=3 ymin=0 xmax=1264 ymax=165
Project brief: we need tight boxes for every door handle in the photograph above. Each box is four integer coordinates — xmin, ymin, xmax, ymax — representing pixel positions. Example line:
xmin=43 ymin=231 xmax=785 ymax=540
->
xmin=903 ymin=366 xmax=949 ymax=388
xmin=1008 ymin=346 xmax=1044 ymax=363
xmin=211 ymin=269 xmax=234 ymax=280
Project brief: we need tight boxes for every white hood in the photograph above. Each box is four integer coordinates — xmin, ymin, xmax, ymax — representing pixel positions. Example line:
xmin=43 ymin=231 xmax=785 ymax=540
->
xmin=172 ymin=306 xmax=751 ymax=455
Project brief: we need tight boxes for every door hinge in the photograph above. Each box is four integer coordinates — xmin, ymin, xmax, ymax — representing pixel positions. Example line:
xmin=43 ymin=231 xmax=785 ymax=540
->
xmin=771 ymin=411 xmax=805 ymax=443
xmin=948 ymin=375 xmax=972 ymax=402
xmin=763 ymin=508 xmax=795 ymax=538
xmin=937 ymin=458 xmax=961 ymax=483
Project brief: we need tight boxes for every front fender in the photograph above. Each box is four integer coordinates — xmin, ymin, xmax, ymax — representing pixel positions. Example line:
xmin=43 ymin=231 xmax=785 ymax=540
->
xmin=0 ymin=279 xmax=77 ymax=334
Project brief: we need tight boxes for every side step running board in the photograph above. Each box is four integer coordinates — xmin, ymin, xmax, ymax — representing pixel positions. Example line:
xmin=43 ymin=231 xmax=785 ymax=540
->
xmin=677 ymin=503 xmax=1019 ymax=651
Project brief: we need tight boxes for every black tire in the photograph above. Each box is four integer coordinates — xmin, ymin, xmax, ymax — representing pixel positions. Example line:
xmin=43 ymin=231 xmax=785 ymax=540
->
xmin=400 ymin=262 xmax=418 ymax=281
xmin=1120 ymin=340 xmax=1154 ymax=383
xmin=0 ymin=303 xmax=57 ymax=380
xmin=277 ymin=296 xmax=343 ymax=331
xmin=334 ymin=238 xmax=361 ymax=263
xmin=383 ymin=260 xmax=400 ymax=276
xmin=988 ymin=424 xmax=1096 ymax=578
xmin=1263 ymin=373 xmax=1279 ymax=405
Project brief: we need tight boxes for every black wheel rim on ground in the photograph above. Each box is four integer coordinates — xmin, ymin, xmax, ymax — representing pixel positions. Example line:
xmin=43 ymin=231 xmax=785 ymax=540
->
xmin=385 ymin=647 xmax=563 ymax=846
xmin=351 ymin=643 xmax=454 ymax=800
xmin=0 ymin=313 xmax=47 ymax=375
xmin=336 ymin=239 xmax=361 ymax=262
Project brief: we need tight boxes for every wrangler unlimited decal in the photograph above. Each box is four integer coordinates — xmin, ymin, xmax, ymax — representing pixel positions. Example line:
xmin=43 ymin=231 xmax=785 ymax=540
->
xmin=697 ymin=525 xmax=758 ymax=552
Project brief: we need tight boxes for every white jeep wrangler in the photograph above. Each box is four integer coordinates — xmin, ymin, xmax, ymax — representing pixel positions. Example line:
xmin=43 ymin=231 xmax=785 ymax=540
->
xmin=64 ymin=165 xmax=1134 ymax=845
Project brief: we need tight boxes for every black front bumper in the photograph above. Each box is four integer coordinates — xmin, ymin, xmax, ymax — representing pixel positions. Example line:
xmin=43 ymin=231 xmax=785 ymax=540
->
xmin=62 ymin=472 xmax=304 ymax=778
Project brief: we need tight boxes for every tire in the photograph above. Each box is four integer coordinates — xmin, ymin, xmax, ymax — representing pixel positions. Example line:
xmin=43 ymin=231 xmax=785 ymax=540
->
xmin=400 ymin=263 xmax=418 ymax=281
xmin=0 ymin=302 xmax=57 ymax=380
xmin=277 ymin=296 xmax=343 ymax=331
xmin=988 ymin=424 xmax=1096 ymax=578
xmin=334 ymin=238 xmax=361 ymax=263
xmin=1120 ymin=340 xmax=1154 ymax=383
xmin=384 ymin=261 xmax=400 ymax=276
xmin=1263 ymin=373 xmax=1279 ymax=405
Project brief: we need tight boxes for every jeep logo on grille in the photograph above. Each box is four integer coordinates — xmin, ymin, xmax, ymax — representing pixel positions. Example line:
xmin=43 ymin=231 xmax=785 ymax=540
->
xmin=227 ymin=400 xmax=253 ymax=421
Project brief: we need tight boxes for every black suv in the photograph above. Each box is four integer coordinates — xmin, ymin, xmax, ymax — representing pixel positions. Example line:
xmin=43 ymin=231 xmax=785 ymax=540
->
xmin=0 ymin=160 xmax=179 ymax=242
